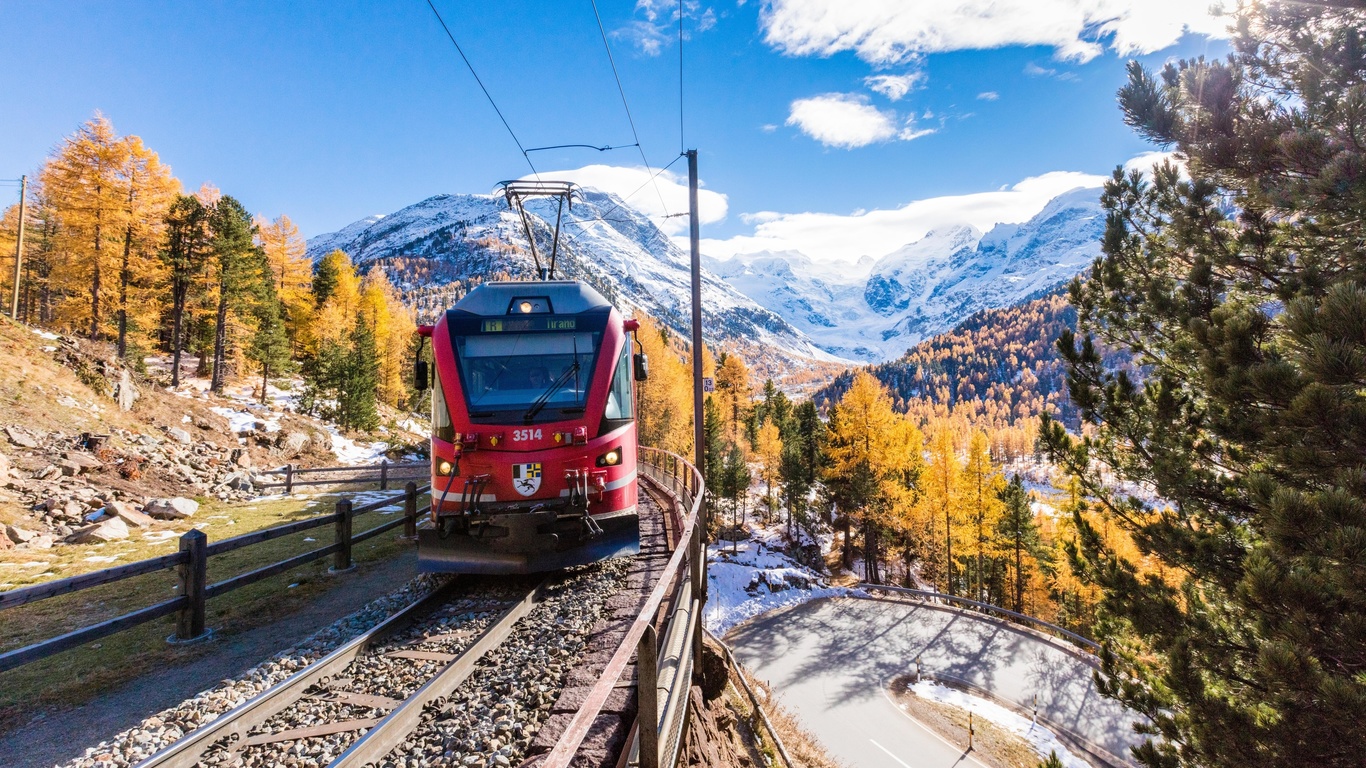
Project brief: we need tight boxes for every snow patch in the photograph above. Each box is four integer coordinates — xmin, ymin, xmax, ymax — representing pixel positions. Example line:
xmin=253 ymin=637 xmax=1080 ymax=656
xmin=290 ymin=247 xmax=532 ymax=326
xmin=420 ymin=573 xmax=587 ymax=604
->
xmin=706 ymin=518 xmax=859 ymax=635
xmin=906 ymin=681 xmax=1094 ymax=767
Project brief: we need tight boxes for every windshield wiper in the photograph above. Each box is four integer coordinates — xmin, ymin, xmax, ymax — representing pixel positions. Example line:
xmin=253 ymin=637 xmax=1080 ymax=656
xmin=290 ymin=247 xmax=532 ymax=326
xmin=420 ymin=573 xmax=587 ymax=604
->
xmin=523 ymin=362 xmax=580 ymax=422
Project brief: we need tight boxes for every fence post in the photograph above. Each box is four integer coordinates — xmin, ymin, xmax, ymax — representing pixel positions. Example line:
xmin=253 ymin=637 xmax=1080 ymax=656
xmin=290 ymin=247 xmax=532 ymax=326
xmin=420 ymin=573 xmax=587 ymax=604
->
xmin=174 ymin=529 xmax=208 ymax=642
xmin=638 ymin=624 xmax=660 ymax=768
xmin=403 ymin=481 xmax=418 ymax=540
xmin=284 ymin=463 xmax=294 ymax=495
xmin=380 ymin=459 xmax=389 ymax=491
xmin=331 ymin=499 xmax=354 ymax=573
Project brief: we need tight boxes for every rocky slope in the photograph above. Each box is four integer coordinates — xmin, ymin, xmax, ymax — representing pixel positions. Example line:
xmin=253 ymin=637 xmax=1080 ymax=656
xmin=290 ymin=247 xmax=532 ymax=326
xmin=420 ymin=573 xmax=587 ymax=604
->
xmin=0 ymin=318 xmax=404 ymax=553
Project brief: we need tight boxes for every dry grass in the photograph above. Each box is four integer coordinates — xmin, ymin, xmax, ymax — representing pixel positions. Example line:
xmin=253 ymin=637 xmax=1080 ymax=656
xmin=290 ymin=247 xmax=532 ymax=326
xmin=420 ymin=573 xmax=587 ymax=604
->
xmin=886 ymin=675 xmax=1047 ymax=768
xmin=737 ymin=668 xmax=847 ymax=768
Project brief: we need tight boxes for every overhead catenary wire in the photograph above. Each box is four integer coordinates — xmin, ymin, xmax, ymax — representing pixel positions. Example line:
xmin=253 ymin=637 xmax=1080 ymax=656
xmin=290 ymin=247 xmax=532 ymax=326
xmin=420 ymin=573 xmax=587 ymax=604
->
xmin=588 ymin=0 xmax=672 ymax=218
xmin=423 ymin=0 xmax=539 ymax=179
xmin=567 ymin=153 xmax=685 ymax=227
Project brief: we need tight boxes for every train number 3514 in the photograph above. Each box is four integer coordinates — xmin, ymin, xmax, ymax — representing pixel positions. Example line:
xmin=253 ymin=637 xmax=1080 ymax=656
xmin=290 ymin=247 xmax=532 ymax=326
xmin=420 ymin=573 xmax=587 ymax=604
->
xmin=512 ymin=428 xmax=543 ymax=442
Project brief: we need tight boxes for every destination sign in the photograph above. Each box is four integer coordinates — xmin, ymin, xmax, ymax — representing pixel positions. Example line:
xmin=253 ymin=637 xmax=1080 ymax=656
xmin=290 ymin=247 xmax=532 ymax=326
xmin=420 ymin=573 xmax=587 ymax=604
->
xmin=481 ymin=318 xmax=577 ymax=333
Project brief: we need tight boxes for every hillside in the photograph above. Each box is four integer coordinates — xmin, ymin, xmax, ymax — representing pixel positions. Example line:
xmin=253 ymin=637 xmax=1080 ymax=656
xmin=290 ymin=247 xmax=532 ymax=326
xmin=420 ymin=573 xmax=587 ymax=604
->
xmin=306 ymin=188 xmax=847 ymax=383
xmin=812 ymin=289 xmax=1128 ymax=435
xmin=0 ymin=316 xmax=416 ymax=554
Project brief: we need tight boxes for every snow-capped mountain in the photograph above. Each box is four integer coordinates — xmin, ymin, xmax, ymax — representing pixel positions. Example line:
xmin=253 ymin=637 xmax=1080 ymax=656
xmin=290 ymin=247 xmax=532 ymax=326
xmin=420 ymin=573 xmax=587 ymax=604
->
xmin=706 ymin=186 xmax=1105 ymax=361
xmin=306 ymin=189 xmax=847 ymax=374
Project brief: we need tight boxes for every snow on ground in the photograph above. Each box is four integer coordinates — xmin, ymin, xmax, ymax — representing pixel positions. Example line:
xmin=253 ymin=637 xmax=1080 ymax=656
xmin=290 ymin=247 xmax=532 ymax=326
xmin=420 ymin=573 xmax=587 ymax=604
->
xmin=326 ymin=425 xmax=389 ymax=465
xmin=706 ymin=489 xmax=861 ymax=635
xmin=907 ymin=681 xmax=1094 ymax=768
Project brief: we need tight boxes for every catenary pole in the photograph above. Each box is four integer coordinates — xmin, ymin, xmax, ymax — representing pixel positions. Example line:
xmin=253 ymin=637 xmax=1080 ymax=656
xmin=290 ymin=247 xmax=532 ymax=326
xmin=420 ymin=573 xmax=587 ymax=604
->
xmin=11 ymin=175 xmax=26 ymax=320
xmin=686 ymin=150 xmax=705 ymax=480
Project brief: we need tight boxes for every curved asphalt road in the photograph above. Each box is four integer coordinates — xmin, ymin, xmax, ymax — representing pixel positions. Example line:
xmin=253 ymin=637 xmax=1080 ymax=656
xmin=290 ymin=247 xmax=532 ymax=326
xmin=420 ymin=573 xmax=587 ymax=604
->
xmin=726 ymin=596 xmax=1143 ymax=768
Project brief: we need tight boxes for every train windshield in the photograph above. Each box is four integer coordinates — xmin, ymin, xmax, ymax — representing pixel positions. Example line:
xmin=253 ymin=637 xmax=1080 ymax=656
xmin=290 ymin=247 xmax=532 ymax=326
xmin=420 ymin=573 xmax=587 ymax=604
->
xmin=455 ymin=331 xmax=600 ymax=419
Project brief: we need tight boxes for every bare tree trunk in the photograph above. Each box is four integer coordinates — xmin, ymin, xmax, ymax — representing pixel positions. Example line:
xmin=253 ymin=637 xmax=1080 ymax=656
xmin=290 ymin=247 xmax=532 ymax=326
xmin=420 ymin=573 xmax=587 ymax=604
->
xmin=170 ymin=280 xmax=185 ymax=387
xmin=118 ymin=183 xmax=134 ymax=357
xmin=90 ymin=209 xmax=102 ymax=340
xmin=210 ymin=290 xmax=228 ymax=393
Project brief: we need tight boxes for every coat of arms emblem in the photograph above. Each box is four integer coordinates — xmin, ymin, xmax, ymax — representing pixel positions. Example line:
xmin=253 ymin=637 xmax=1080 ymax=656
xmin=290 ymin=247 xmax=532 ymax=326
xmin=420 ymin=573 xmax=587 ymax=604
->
xmin=512 ymin=463 xmax=542 ymax=496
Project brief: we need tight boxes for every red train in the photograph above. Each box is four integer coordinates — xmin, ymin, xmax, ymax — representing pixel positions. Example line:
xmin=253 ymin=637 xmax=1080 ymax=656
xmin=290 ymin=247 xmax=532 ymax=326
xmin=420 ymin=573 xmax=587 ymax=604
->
xmin=414 ymin=280 xmax=647 ymax=574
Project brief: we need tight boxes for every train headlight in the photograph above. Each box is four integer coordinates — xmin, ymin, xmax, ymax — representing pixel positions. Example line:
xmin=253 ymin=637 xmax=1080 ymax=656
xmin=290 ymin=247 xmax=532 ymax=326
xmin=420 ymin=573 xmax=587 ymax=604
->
xmin=518 ymin=301 xmax=533 ymax=313
xmin=437 ymin=460 xmax=453 ymax=476
xmin=596 ymin=448 xmax=622 ymax=467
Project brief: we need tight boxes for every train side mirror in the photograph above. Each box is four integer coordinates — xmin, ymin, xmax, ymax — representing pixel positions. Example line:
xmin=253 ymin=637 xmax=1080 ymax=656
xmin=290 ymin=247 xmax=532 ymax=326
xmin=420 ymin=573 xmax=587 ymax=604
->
xmin=633 ymin=353 xmax=649 ymax=381
xmin=414 ymin=358 xmax=429 ymax=391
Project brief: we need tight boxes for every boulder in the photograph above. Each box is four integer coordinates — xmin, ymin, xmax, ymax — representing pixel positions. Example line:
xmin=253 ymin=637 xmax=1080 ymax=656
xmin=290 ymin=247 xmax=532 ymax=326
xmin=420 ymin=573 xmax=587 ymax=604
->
xmin=63 ymin=451 xmax=104 ymax=470
xmin=280 ymin=432 xmax=310 ymax=458
xmin=167 ymin=427 xmax=192 ymax=445
xmin=4 ymin=426 xmax=39 ymax=449
xmin=57 ymin=460 xmax=82 ymax=477
xmin=0 ymin=534 xmax=11 ymax=551
xmin=26 ymin=534 xmax=54 ymax=549
xmin=62 ymin=499 xmax=86 ymax=519
xmin=143 ymin=497 xmax=199 ymax=520
xmin=107 ymin=500 xmax=155 ymax=528
xmin=231 ymin=448 xmax=253 ymax=468
xmin=72 ymin=517 xmax=130 ymax=543
xmin=33 ymin=464 xmax=60 ymax=481
xmin=6 ymin=524 xmax=37 ymax=544
xmin=220 ymin=472 xmax=252 ymax=492
xmin=0 ymin=450 xmax=9 ymax=478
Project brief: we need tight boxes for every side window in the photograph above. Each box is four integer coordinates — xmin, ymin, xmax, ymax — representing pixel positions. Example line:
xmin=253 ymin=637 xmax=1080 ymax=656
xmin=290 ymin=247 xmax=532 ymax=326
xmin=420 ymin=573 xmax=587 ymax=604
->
xmin=603 ymin=342 xmax=634 ymax=421
xmin=432 ymin=364 xmax=454 ymax=442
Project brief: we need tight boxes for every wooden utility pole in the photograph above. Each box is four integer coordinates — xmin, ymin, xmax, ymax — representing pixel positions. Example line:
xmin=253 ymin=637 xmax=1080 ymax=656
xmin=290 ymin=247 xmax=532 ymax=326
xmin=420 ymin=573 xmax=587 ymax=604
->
xmin=686 ymin=150 xmax=705 ymax=480
xmin=11 ymin=175 xmax=26 ymax=320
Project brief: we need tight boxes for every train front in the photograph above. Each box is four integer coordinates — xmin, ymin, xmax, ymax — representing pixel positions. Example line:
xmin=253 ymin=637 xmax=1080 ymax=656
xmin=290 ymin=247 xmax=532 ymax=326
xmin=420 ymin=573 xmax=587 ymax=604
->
xmin=416 ymin=281 xmax=642 ymax=574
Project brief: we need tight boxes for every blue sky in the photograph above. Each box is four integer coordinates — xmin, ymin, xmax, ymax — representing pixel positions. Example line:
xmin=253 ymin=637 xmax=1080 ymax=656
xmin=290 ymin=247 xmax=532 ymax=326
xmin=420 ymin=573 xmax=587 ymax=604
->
xmin=0 ymin=1 xmax=1229 ymax=265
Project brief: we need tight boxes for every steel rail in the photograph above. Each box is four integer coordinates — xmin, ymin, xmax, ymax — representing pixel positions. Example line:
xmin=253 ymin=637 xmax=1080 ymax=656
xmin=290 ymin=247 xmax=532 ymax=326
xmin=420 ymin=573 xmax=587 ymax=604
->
xmin=329 ymin=581 xmax=546 ymax=766
xmin=134 ymin=579 xmax=462 ymax=768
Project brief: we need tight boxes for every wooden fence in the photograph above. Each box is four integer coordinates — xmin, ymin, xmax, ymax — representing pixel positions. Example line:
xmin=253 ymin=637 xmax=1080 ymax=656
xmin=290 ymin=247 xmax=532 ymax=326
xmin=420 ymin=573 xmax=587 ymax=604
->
xmin=0 ymin=482 xmax=430 ymax=673
xmin=256 ymin=460 xmax=428 ymax=493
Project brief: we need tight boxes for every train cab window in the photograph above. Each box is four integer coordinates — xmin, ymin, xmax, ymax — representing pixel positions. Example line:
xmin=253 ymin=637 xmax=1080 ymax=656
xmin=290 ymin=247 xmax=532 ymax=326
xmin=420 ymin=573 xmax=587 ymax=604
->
xmin=455 ymin=330 xmax=600 ymax=421
xmin=432 ymin=364 xmax=454 ymax=442
xmin=604 ymin=344 xmax=634 ymax=421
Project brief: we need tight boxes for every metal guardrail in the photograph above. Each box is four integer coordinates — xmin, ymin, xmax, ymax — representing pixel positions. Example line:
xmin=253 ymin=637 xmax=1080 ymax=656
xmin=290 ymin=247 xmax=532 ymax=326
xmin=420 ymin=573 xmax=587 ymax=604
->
xmin=858 ymin=583 xmax=1102 ymax=654
xmin=0 ymin=483 xmax=430 ymax=673
xmin=257 ymin=460 xmax=428 ymax=492
xmin=540 ymin=447 xmax=706 ymax=768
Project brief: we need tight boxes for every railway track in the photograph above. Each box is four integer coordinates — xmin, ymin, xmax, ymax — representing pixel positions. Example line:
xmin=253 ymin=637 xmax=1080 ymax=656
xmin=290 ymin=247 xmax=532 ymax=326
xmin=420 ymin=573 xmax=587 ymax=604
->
xmin=122 ymin=487 xmax=671 ymax=768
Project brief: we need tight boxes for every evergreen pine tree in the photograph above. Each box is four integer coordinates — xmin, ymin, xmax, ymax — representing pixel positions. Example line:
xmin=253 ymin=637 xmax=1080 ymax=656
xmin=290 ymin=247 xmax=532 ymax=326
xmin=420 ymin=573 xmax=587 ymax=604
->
xmin=246 ymin=249 xmax=291 ymax=403
xmin=337 ymin=314 xmax=380 ymax=432
xmin=1040 ymin=4 xmax=1366 ymax=765
xmin=995 ymin=475 xmax=1039 ymax=614
xmin=161 ymin=195 xmax=208 ymax=387
xmin=207 ymin=196 xmax=256 ymax=393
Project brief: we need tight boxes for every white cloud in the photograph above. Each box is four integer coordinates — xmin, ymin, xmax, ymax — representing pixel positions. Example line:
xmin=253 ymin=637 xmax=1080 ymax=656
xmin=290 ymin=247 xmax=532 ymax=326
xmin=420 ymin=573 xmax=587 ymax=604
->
xmin=619 ymin=1 xmax=716 ymax=55
xmin=786 ymin=93 xmax=933 ymax=149
xmin=760 ymin=0 xmax=1229 ymax=65
xmin=526 ymin=164 xmax=727 ymax=236
xmin=698 ymin=169 xmax=1109 ymax=264
xmin=864 ymin=72 xmax=924 ymax=101
xmin=977 ymin=91 xmax=1000 ymax=101
xmin=1123 ymin=150 xmax=1185 ymax=177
